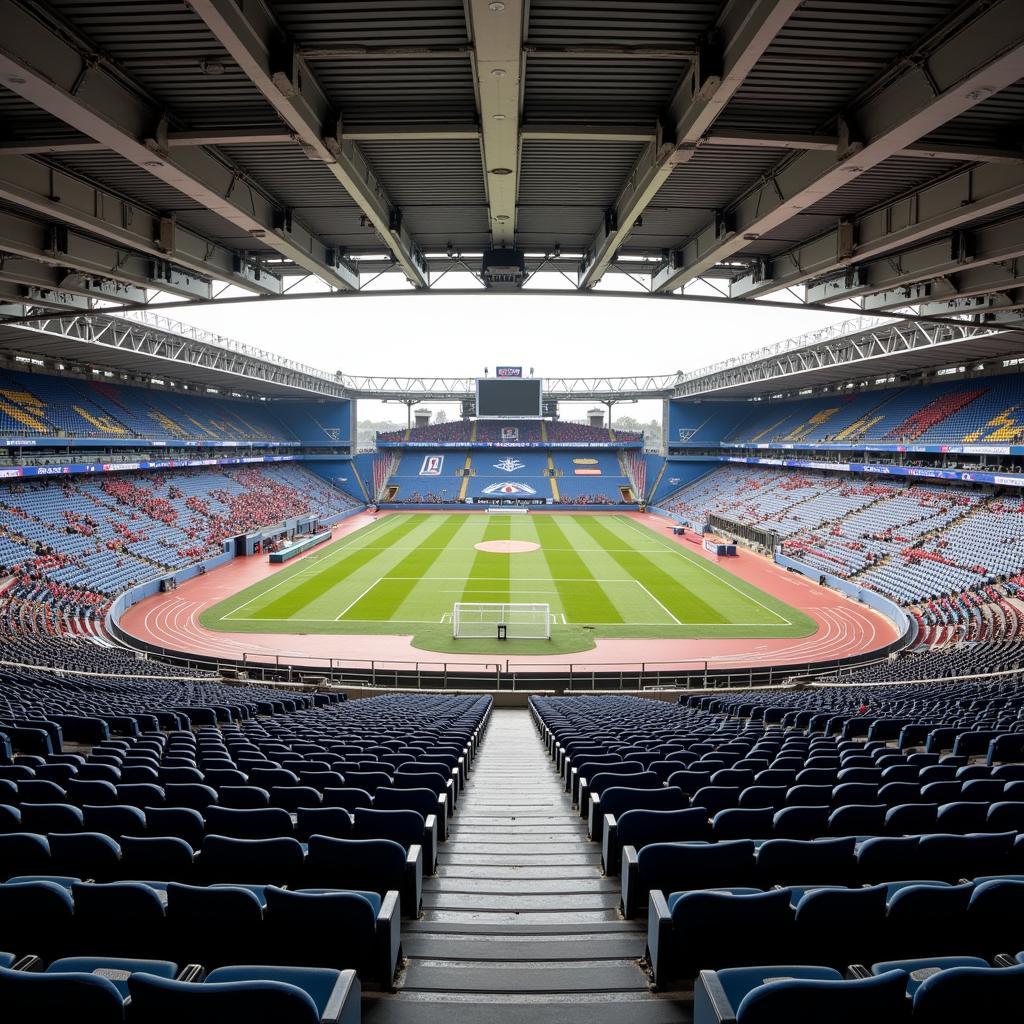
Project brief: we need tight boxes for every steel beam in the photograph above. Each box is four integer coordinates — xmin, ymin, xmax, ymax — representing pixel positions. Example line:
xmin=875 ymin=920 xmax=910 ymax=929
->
xmin=806 ymin=217 xmax=1024 ymax=308
xmin=655 ymin=0 xmax=1024 ymax=293
xmin=520 ymin=123 xmax=656 ymax=143
xmin=733 ymin=162 xmax=1024 ymax=300
xmin=0 ymin=257 xmax=147 ymax=306
xmin=579 ymin=0 xmax=800 ymax=288
xmin=0 ymin=208 xmax=212 ymax=300
xmin=188 ymin=0 xmax=426 ymax=287
xmin=0 ymin=0 xmax=357 ymax=291
xmin=0 ymin=155 xmax=281 ymax=294
xmin=466 ymin=0 xmax=526 ymax=248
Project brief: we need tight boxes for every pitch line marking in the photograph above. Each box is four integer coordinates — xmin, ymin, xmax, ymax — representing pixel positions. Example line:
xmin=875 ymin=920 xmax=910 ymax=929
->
xmin=220 ymin=515 xmax=401 ymax=619
xmin=615 ymin=515 xmax=791 ymax=625
xmin=333 ymin=577 xmax=385 ymax=620
xmin=634 ymin=580 xmax=682 ymax=625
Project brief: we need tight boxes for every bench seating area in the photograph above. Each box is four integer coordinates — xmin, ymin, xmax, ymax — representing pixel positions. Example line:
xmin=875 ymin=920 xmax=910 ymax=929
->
xmin=0 ymin=693 xmax=491 ymax=1017
xmin=531 ymin=692 xmax=1024 ymax=1015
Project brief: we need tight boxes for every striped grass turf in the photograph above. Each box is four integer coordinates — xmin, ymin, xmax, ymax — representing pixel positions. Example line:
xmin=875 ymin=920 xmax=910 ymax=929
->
xmin=200 ymin=512 xmax=815 ymax=654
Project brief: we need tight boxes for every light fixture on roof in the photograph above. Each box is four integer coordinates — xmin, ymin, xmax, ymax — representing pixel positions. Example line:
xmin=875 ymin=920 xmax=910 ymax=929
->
xmin=6 ymin=76 xmax=26 ymax=85
xmin=488 ymin=1 xmax=506 ymax=10
xmin=199 ymin=59 xmax=226 ymax=76
xmin=492 ymin=113 xmax=506 ymax=120
xmin=491 ymin=167 xmax=513 ymax=175
xmin=490 ymin=68 xmax=507 ymax=77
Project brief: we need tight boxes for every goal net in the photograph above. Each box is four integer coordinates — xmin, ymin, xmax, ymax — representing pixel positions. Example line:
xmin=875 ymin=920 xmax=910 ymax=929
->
xmin=452 ymin=602 xmax=551 ymax=640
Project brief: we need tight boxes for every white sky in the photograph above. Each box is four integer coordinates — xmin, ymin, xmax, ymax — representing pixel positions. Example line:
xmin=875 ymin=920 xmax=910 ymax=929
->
xmin=169 ymin=275 xmax=854 ymax=425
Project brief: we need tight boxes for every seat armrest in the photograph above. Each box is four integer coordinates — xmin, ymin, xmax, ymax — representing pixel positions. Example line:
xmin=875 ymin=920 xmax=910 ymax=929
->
xmin=621 ymin=844 xmax=641 ymax=918
xmin=435 ymin=792 xmax=448 ymax=839
xmin=647 ymin=889 xmax=674 ymax=988
xmin=587 ymin=792 xmax=603 ymax=841
xmin=694 ymin=969 xmax=738 ymax=1024
xmin=993 ymin=954 xmax=1018 ymax=968
xmin=376 ymin=889 xmax=402 ymax=990
xmin=601 ymin=813 xmax=619 ymax=876
xmin=444 ymin=778 xmax=455 ymax=814
xmin=847 ymin=964 xmax=871 ymax=980
xmin=451 ymin=766 xmax=462 ymax=797
xmin=12 ymin=955 xmax=42 ymax=972
xmin=405 ymin=844 xmax=424 ymax=918
xmin=422 ymin=814 xmax=439 ymax=875
xmin=578 ymin=777 xmax=591 ymax=815
xmin=177 ymin=964 xmax=204 ymax=982
xmin=322 ymin=969 xmax=361 ymax=1024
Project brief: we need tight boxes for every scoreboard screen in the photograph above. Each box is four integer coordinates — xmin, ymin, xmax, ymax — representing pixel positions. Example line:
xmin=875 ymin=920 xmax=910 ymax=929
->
xmin=476 ymin=378 xmax=543 ymax=418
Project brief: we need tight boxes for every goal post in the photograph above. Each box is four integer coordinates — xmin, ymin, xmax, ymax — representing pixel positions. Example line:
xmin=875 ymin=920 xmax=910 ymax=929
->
xmin=452 ymin=602 xmax=551 ymax=640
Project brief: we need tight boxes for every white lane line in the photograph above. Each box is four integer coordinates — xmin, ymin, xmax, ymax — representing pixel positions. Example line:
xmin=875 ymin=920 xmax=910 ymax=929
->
xmin=616 ymin=515 xmax=791 ymax=625
xmin=333 ymin=577 xmax=384 ymax=621
xmin=634 ymin=580 xmax=682 ymax=625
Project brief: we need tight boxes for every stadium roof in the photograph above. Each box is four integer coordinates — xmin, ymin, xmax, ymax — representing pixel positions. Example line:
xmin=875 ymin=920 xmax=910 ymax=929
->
xmin=0 ymin=0 xmax=1022 ymax=322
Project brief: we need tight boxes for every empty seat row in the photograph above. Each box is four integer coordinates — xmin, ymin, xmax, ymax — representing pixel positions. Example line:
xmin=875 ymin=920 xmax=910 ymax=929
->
xmin=0 ymin=958 xmax=360 ymax=1024
xmin=694 ymin=957 xmax=1024 ymax=1024
xmin=0 ymin=870 xmax=400 ymax=986
xmin=0 ymin=831 xmax=422 ymax=917
xmin=622 ymin=831 xmax=1024 ymax=917
xmin=0 ymin=798 xmax=440 ymax=873
xmin=648 ymin=876 xmax=1024 ymax=986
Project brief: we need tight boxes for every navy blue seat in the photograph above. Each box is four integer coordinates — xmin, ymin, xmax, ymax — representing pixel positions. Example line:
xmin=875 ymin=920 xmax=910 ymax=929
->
xmin=772 ymin=804 xmax=829 ymax=840
xmin=145 ymin=807 xmax=204 ymax=848
xmin=911 ymin=961 xmax=1024 ymax=1023
xmin=712 ymin=807 xmax=774 ymax=841
xmin=165 ymin=882 xmax=263 ymax=968
xmin=0 ymin=963 xmax=125 ymax=1024
xmin=756 ymin=837 xmax=857 ymax=886
xmin=296 ymin=807 xmax=353 ymax=842
xmin=0 ymin=880 xmax=74 ymax=960
xmin=48 ymin=832 xmax=121 ymax=881
xmin=793 ymin=884 xmax=888 ymax=966
xmin=126 ymin=964 xmax=359 ymax=1024
xmin=828 ymin=803 xmax=886 ymax=837
xmin=120 ymin=836 xmax=195 ymax=883
xmin=263 ymin=885 xmax=397 ymax=983
xmin=605 ymin=807 xmax=712 ymax=875
xmin=269 ymin=786 xmax=322 ymax=812
xmin=691 ymin=786 xmax=741 ymax=817
xmin=647 ymin=888 xmax=794 ymax=985
xmin=885 ymin=802 xmax=938 ymax=836
xmin=967 ymin=878 xmax=1024 ymax=956
xmin=20 ymin=802 xmax=84 ymax=833
xmin=885 ymin=883 xmax=973 ymax=958
xmin=199 ymin=835 xmax=304 ymax=887
xmin=116 ymin=784 xmax=165 ymax=809
xmin=693 ymin=967 xmax=909 ymax=1024
xmin=83 ymin=804 xmax=147 ymax=838
xmin=164 ymin=784 xmax=218 ymax=813
xmin=204 ymin=806 xmax=292 ymax=840
xmin=305 ymin=836 xmax=419 ymax=917
xmin=321 ymin=788 xmax=374 ymax=813
xmin=72 ymin=881 xmax=166 ymax=958
xmin=218 ymin=786 xmax=271 ymax=809
xmin=623 ymin=840 xmax=757 ymax=918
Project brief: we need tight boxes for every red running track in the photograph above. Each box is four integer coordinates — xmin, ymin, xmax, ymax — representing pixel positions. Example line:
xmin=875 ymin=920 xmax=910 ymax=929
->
xmin=119 ymin=510 xmax=900 ymax=674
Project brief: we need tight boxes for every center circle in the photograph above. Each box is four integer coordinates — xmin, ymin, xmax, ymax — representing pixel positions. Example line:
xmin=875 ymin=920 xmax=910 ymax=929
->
xmin=474 ymin=540 xmax=541 ymax=554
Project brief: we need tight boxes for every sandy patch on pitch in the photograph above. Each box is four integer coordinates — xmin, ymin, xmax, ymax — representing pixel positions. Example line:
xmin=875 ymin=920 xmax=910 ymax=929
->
xmin=474 ymin=540 xmax=541 ymax=554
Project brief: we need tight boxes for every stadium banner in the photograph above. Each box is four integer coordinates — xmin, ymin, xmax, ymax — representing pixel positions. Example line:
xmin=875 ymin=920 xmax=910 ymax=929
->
xmin=0 ymin=436 xmax=301 ymax=449
xmin=495 ymin=366 xmax=523 ymax=377
xmin=375 ymin=440 xmax=639 ymax=449
xmin=667 ymin=440 xmax=1022 ymax=457
xmin=0 ymin=454 xmax=301 ymax=479
xmin=501 ymin=427 xmax=520 ymax=441
xmin=712 ymin=454 xmax=1024 ymax=489
xmin=419 ymin=454 xmax=444 ymax=475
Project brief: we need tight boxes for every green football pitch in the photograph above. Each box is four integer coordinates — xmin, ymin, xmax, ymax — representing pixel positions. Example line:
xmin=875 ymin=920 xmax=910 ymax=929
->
xmin=200 ymin=512 xmax=814 ymax=654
